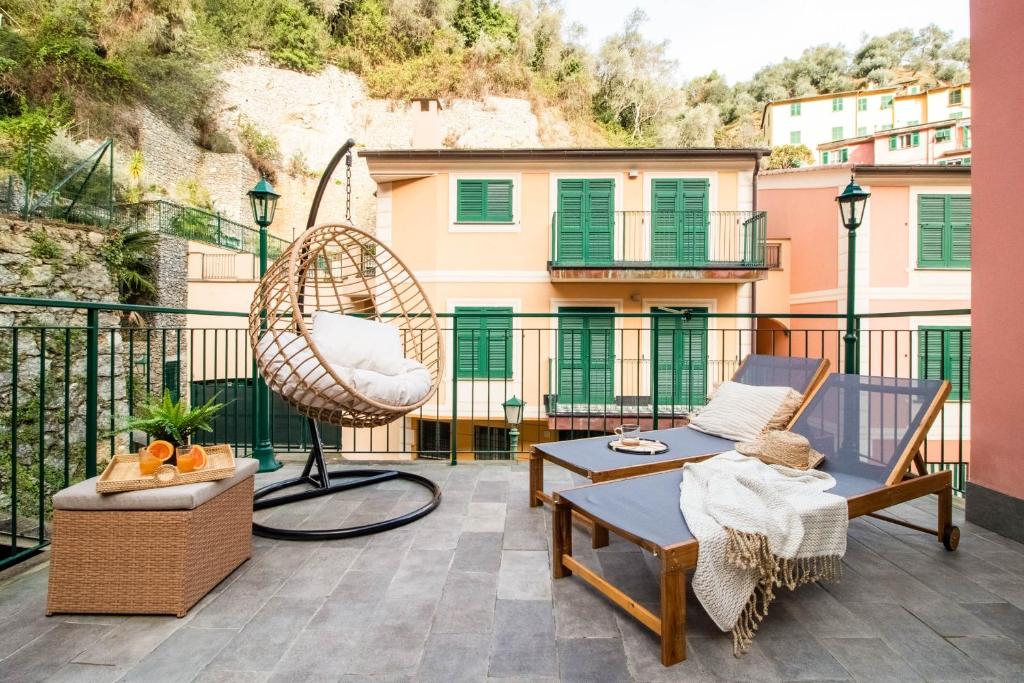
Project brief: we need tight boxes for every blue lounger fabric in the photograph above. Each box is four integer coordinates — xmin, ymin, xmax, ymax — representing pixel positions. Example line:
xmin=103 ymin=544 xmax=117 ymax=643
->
xmin=558 ymin=375 xmax=946 ymax=549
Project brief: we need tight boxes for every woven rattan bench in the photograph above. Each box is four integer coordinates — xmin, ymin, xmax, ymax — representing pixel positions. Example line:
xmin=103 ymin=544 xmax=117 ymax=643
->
xmin=46 ymin=458 xmax=257 ymax=618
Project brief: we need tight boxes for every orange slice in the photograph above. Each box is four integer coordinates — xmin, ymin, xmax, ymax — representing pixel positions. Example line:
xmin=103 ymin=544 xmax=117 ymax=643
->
xmin=190 ymin=444 xmax=208 ymax=470
xmin=148 ymin=440 xmax=175 ymax=462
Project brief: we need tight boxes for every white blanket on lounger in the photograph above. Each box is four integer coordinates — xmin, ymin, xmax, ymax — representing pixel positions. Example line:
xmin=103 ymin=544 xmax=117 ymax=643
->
xmin=679 ymin=451 xmax=848 ymax=655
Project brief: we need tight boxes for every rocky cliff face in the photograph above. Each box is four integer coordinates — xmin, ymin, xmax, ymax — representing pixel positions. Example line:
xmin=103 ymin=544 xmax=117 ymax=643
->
xmin=131 ymin=55 xmax=577 ymax=241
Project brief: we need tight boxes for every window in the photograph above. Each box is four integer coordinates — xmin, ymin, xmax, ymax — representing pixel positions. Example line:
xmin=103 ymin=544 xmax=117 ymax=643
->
xmin=790 ymin=131 xmax=801 ymax=144
xmin=831 ymin=126 xmax=844 ymax=141
xmin=790 ymin=103 xmax=801 ymax=116
xmin=857 ymin=97 xmax=868 ymax=111
xmin=935 ymin=127 xmax=952 ymax=142
xmin=417 ymin=419 xmax=451 ymax=459
xmin=918 ymin=327 xmax=971 ymax=400
xmin=832 ymin=97 xmax=843 ymax=112
xmin=961 ymin=126 xmax=971 ymax=147
xmin=455 ymin=306 xmax=513 ymax=379
xmin=839 ymin=148 xmax=849 ymax=162
xmin=918 ymin=194 xmax=971 ymax=268
xmin=889 ymin=135 xmax=897 ymax=151
xmin=456 ymin=179 xmax=513 ymax=223
xmin=557 ymin=307 xmax=615 ymax=404
xmin=881 ymin=95 xmax=894 ymax=109
xmin=894 ymin=132 xmax=920 ymax=149
xmin=950 ymin=112 xmax=963 ymax=119
xmin=473 ymin=426 xmax=510 ymax=460
xmin=949 ymin=88 xmax=963 ymax=105
xmin=909 ymin=86 xmax=920 ymax=94
xmin=822 ymin=151 xmax=829 ymax=164
xmin=857 ymin=126 xmax=868 ymax=136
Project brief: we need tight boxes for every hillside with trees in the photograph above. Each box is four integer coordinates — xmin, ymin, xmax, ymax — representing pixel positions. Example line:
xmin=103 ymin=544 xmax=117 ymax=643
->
xmin=0 ymin=0 xmax=970 ymax=152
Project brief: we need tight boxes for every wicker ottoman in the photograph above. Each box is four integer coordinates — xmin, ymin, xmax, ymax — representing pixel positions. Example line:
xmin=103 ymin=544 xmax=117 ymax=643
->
xmin=47 ymin=458 xmax=258 ymax=617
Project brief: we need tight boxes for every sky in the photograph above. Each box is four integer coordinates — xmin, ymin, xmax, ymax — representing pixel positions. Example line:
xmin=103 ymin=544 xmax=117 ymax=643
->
xmin=559 ymin=0 xmax=970 ymax=83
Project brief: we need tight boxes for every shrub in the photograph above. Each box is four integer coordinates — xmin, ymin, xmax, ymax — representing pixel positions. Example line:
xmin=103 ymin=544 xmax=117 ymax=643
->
xmin=764 ymin=144 xmax=814 ymax=170
xmin=28 ymin=229 xmax=62 ymax=260
xmin=238 ymin=116 xmax=280 ymax=180
xmin=267 ymin=0 xmax=329 ymax=72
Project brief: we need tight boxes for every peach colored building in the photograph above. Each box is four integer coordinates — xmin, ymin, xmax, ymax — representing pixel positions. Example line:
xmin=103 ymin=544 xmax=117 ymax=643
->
xmin=362 ymin=147 xmax=772 ymax=459
xmin=758 ymin=163 xmax=972 ymax=474
xmin=967 ymin=0 xmax=1024 ymax=539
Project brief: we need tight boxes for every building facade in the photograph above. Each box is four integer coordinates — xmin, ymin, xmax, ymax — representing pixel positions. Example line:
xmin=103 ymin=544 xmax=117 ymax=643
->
xmin=758 ymin=164 xmax=972 ymax=478
xmin=362 ymin=147 xmax=771 ymax=459
xmin=763 ymin=82 xmax=972 ymax=165
xmin=817 ymin=118 xmax=972 ymax=166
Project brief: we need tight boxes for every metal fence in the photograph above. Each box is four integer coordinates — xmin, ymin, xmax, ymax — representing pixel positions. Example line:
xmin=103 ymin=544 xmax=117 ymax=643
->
xmin=550 ymin=210 xmax=768 ymax=268
xmin=0 ymin=296 xmax=971 ymax=569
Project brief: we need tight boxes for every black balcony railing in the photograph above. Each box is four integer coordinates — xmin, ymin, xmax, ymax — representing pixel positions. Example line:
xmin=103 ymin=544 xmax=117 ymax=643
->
xmin=549 ymin=210 xmax=768 ymax=269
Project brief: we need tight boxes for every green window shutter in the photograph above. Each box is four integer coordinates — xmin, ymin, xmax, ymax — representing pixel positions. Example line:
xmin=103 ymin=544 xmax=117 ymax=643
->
xmin=858 ymin=97 xmax=867 ymax=111
xmin=840 ymin=148 xmax=849 ymax=162
xmin=822 ymin=152 xmax=829 ymax=164
xmin=586 ymin=179 xmax=615 ymax=264
xmin=557 ymin=308 xmax=615 ymax=404
xmin=832 ymin=126 xmax=843 ymax=140
xmin=790 ymin=103 xmax=801 ymax=116
xmin=456 ymin=180 xmax=485 ymax=222
xmin=962 ymin=126 xmax=971 ymax=147
xmin=881 ymin=95 xmax=893 ymax=108
xmin=832 ymin=98 xmax=843 ymax=111
xmin=790 ymin=131 xmax=801 ymax=144
xmin=911 ymin=131 xmax=920 ymax=147
xmin=948 ymin=195 xmax=972 ymax=267
xmin=889 ymin=136 xmax=897 ymax=151
xmin=936 ymin=127 xmax=951 ymax=142
xmin=555 ymin=180 xmax=585 ymax=263
xmin=917 ymin=195 xmax=948 ymax=267
xmin=680 ymin=178 xmax=709 ymax=264
xmin=455 ymin=307 xmax=513 ymax=379
xmin=919 ymin=327 xmax=971 ymax=400
xmin=857 ymin=126 xmax=867 ymax=136
xmin=457 ymin=179 xmax=513 ymax=223
xmin=654 ymin=308 xmax=708 ymax=406
xmin=651 ymin=179 xmax=680 ymax=264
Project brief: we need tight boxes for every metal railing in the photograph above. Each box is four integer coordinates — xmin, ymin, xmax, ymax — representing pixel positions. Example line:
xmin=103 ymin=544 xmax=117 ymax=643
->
xmin=112 ymin=200 xmax=288 ymax=259
xmin=0 ymin=297 xmax=971 ymax=570
xmin=549 ymin=210 xmax=768 ymax=268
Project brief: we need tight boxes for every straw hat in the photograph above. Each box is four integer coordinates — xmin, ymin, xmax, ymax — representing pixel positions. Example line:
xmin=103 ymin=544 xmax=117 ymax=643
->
xmin=736 ymin=430 xmax=824 ymax=470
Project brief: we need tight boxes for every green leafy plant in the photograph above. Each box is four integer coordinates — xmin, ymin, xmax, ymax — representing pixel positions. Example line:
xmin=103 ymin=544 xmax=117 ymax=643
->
xmin=28 ymin=228 xmax=62 ymax=259
xmin=764 ymin=144 xmax=814 ymax=170
xmin=121 ymin=391 xmax=225 ymax=447
xmin=100 ymin=229 xmax=156 ymax=305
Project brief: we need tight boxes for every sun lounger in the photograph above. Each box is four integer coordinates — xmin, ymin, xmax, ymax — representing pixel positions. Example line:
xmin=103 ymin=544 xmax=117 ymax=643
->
xmin=551 ymin=374 xmax=956 ymax=667
xmin=530 ymin=355 xmax=830 ymax=525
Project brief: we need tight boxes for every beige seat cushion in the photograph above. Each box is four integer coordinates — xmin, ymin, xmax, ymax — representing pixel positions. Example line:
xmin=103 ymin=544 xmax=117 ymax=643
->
xmin=53 ymin=458 xmax=259 ymax=512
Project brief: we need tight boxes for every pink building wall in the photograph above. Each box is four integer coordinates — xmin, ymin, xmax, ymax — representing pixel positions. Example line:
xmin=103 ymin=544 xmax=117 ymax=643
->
xmin=969 ymin=0 xmax=1024 ymax=508
xmin=758 ymin=186 xmax=840 ymax=296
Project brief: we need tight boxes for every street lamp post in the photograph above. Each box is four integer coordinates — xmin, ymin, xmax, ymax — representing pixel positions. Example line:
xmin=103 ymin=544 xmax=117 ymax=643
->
xmin=835 ymin=174 xmax=871 ymax=374
xmin=248 ymin=177 xmax=283 ymax=472
xmin=502 ymin=396 xmax=525 ymax=459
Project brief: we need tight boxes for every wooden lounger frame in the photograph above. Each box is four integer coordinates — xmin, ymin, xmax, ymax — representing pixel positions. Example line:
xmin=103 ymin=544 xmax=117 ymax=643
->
xmin=552 ymin=379 xmax=955 ymax=667
xmin=531 ymin=356 xmax=830 ymax=547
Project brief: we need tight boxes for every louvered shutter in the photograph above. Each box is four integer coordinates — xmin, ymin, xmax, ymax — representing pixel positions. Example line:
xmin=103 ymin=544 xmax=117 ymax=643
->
xmin=586 ymin=179 xmax=614 ymax=264
xmin=654 ymin=308 xmax=707 ymax=406
xmin=556 ymin=180 xmax=585 ymax=263
xmin=918 ymin=328 xmax=945 ymax=383
xmin=651 ymin=179 xmax=680 ymax=264
xmin=917 ymin=195 xmax=947 ymax=267
xmin=455 ymin=307 xmax=512 ymax=378
xmin=457 ymin=180 xmax=485 ymax=222
xmin=455 ymin=311 xmax=483 ymax=378
xmin=557 ymin=314 xmax=586 ymax=403
xmin=947 ymin=329 xmax=971 ymax=400
xmin=485 ymin=180 xmax=513 ymax=222
xmin=680 ymin=179 xmax=709 ymax=265
xmin=586 ymin=315 xmax=615 ymax=404
xmin=484 ymin=313 xmax=513 ymax=378
xmin=948 ymin=195 xmax=972 ymax=267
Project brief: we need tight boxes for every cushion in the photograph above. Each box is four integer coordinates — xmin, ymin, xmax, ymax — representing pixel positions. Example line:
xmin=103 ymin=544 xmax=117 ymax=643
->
xmin=763 ymin=387 xmax=804 ymax=431
xmin=54 ymin=458 xmax=258 ymax=511
xmin=688 ymin=381 xmax=796 ymax=442
xmin=256 ymin=331 xmax=432 ymax=411
xmin=311 ymin=311 xmax=405 ymax=376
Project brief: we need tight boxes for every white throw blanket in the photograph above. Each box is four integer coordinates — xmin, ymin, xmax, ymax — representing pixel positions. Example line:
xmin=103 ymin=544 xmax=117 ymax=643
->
xmin=679 ymin=451 xmax=848 ymax=655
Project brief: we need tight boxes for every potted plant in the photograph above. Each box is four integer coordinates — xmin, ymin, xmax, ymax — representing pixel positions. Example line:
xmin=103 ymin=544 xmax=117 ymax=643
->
xmin=122 ymin=391 xmax=225 ymax=453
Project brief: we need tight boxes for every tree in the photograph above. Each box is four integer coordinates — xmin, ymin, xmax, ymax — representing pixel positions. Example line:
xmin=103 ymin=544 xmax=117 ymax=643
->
xmin=764 ymin=144 xmax=814 ymax=170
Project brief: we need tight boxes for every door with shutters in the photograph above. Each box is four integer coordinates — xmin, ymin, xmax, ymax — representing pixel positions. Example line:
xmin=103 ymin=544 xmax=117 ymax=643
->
xmin=917 ymin=194 xmax=971 ymax=268
xmin=651 ymin=178 xmax=709 ymax=265
xmin=557 ymin=307 xmax=615 ymax=404
xmin=918 ymin=326 xmax=971 ymax=400
xmin=556 ymin=179 xmax=614 ymax=264
xmin=652 ymin=307 xmax=708 ymax=407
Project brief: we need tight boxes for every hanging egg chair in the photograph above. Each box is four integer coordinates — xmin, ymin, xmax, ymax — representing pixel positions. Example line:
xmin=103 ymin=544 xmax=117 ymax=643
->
xmin=247 ymin=139 xmax=444 ymax=540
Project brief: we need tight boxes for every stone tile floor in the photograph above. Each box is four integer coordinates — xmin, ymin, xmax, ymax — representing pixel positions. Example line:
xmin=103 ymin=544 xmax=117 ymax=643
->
xmin=1 ymin=461 xmax=1023 ymax=682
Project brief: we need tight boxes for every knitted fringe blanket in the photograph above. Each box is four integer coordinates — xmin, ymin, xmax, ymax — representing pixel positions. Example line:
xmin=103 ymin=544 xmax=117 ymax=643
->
xmin=679 ymin=451 xmax=848 ymax=655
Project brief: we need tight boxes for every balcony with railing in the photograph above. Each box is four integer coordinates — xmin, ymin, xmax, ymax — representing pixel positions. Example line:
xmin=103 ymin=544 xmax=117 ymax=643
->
xmin=548 ymin=210 xmax=768 ymax=280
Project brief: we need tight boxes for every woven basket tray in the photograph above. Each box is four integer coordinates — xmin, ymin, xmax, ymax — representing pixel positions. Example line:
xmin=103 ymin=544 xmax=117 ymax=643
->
xmin=96 ymin=444 xmax=236 ymax=493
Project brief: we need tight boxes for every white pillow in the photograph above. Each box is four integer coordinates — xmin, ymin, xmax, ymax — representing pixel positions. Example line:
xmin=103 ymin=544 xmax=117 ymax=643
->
xmin=688 ymin=380 xmax=796 ymax=442
xmin=311 ymin=310 xmax=405 ymax=376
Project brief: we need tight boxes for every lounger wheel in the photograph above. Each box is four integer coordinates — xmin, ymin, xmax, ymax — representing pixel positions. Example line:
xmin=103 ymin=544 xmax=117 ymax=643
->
xmin=942 ymin=524 xmax=960 ymax=551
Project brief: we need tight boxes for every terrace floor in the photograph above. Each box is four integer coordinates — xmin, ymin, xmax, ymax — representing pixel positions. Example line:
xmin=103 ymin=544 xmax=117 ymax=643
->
xmin=1 ymin=461 xmax=1023 ymax=682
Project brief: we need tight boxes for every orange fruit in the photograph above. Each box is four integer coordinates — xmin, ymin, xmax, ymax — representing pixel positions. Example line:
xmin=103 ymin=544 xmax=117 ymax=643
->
xmin=148 ymin=440 xmax=175 ymax=462
xmin=189 ymin=444 xmax=208 ymax=470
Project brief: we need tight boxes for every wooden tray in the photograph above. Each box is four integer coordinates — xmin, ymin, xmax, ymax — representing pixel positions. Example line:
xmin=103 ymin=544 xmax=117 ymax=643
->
xmin=96 ymin=444 xmax=236 ymax=493
xmin=607 ymin=438 xmax=670 ymax=455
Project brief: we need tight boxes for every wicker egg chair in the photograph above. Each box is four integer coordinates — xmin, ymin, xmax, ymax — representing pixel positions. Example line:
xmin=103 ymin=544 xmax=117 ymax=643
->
xmin=247 ymin=139 xmax=444 ymax=540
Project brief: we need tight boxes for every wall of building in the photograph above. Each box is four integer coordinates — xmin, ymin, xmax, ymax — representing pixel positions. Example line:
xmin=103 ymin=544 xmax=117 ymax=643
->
xmin=967 ymin=0 xmax=1024 ymax=535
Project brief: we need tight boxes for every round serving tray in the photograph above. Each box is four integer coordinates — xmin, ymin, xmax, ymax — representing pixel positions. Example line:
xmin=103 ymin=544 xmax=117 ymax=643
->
xmin=607 ymin=438 xmax=669 ymax=455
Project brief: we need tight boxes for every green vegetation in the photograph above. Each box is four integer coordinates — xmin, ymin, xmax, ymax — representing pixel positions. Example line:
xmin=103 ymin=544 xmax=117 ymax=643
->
xmin=238 ymin=116 xmax=281 ymax=180
xmin=28 ymin=228 xmax=62 ymax=259
xmin=0 ymin=2 xmax=970 ymax=148
xmin=764 ymin=144 xmax=815 ymax=171
xmin=100 ymin=229 xmax=157 ymax=305
xmin=120 ymin=391 xmax=225 ymax=447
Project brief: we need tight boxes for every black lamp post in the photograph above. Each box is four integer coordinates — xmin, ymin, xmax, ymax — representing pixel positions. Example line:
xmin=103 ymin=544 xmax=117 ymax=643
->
xmin=502 ymin=395 xmax=525 ymax=458
xmin=248 ymin=177 xmax=282 ymax=472
xmin=835 ymin=174 xmax=871 ymax=374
